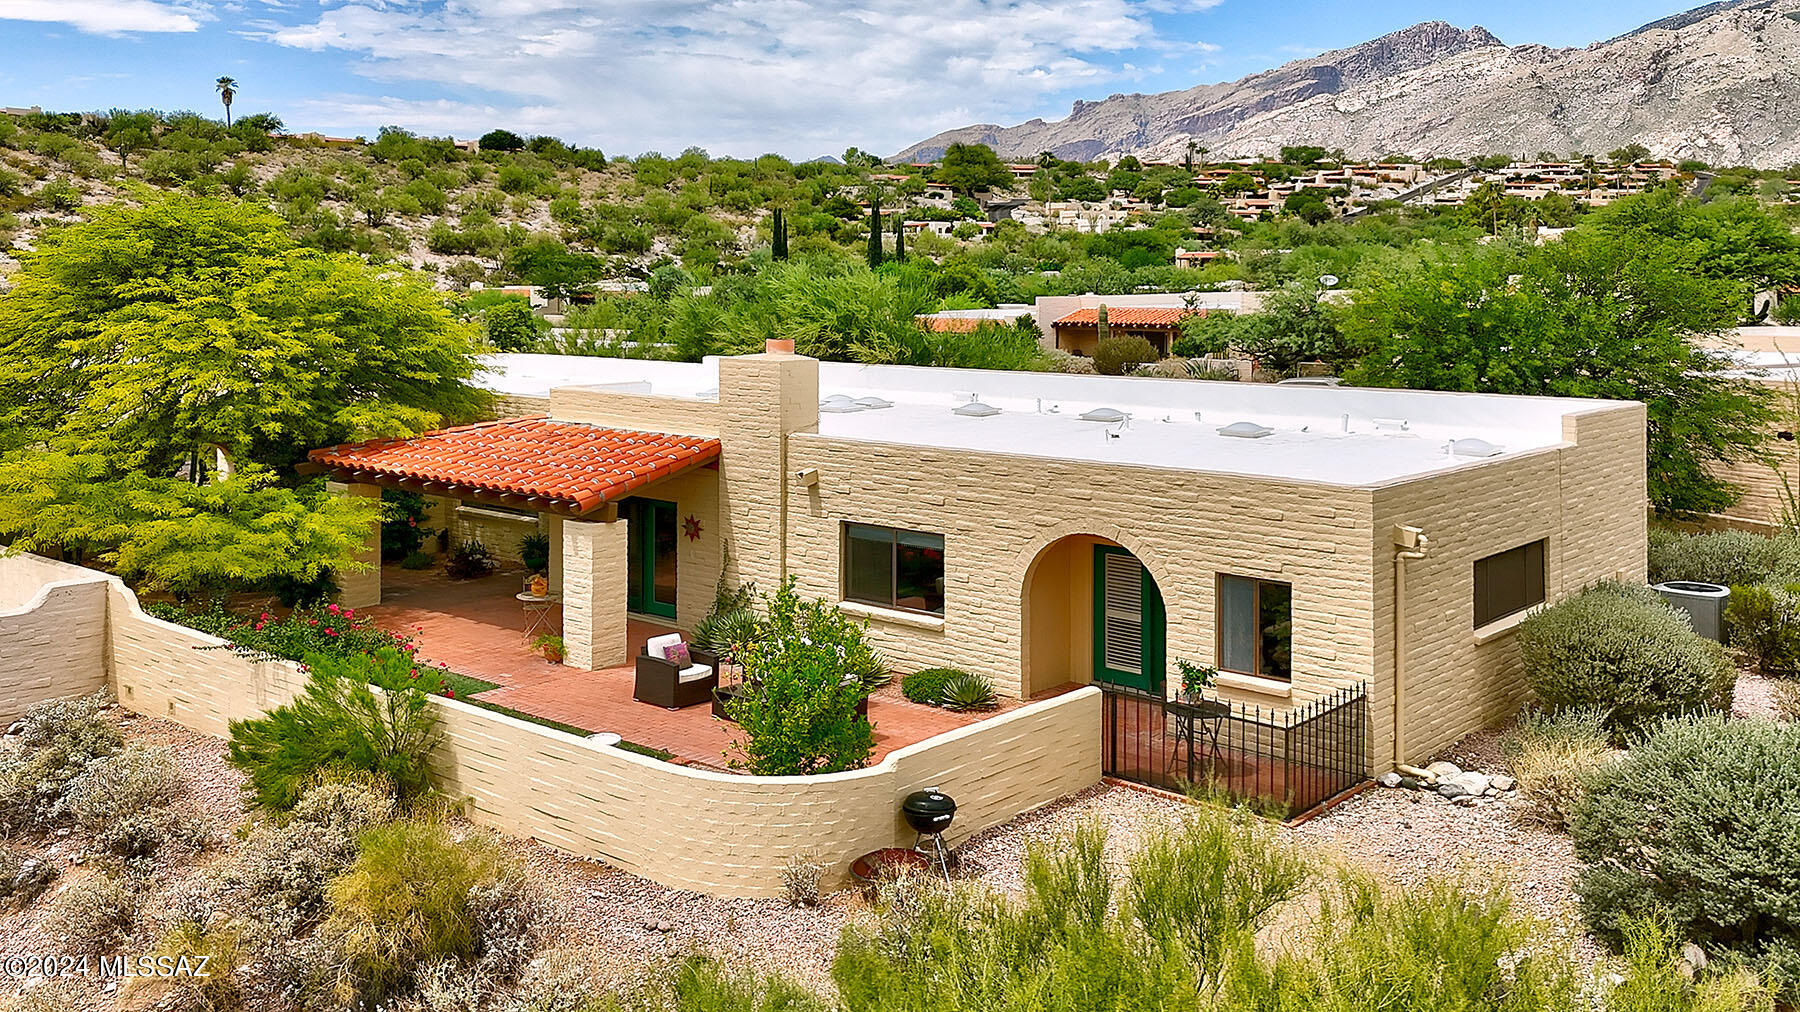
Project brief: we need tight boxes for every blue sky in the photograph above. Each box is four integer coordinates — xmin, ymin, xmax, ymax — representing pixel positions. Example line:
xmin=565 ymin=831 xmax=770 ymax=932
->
xmin=0 ymin=0 xmax=1700 ymax=158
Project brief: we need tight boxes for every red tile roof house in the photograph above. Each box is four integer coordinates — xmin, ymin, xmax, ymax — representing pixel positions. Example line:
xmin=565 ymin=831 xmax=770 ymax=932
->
xmin=305 ymin=345 xmax=1646 ymax=778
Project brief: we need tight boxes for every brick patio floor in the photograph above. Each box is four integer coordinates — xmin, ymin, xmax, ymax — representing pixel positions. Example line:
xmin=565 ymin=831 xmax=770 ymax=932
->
xmin=365 ymin=564 xmax=990 ymax=769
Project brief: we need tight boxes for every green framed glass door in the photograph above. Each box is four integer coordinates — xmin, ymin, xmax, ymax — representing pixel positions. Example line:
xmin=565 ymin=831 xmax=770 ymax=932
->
xmin=1092 ymin=545 xmax=1165 ymax=693
xmin=623 ymin=498 xmax=677 ymax=619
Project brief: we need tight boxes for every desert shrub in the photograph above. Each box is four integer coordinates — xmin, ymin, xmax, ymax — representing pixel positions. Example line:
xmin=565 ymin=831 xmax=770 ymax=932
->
xmin=61 ymin=744 xmax=206 ymax=863
xmin=1499 ymin=708 xmax=1615 ymax=829
xmin=1647 ymin=527 xmax=1786 ymax=586
xmin=1723 ymin=583 xmax=1800 ymax=675
xmin=1572 ymin=715 xmax=1800 ymax=998
xmin=227 ymin=647 xmax=443 ymax=809
xmin=726 ymin=579 xmax=878 ymax=775
xmin=519 ymin=532 xmax=552 ymax=574
xmin=835 ymin=813 xmax=1313 ymax=1011
xmin=901 ymin=667 xmax=963 ymax=704
xmin=1093 ymin=334 xmax=1158 ymax=376
xmin=223 ymin=778 xmax=394 ymax=937
xmin=689 ymin=606 xmax=763 ymax=659
xmin=445 ymin=539 xmax=497 ymax=580
xmin=938 ymin=670 xmax=998 ymax=712
xmin=1049 ymin=350 xmax=1099 ymax=374
xmin=1776 ymin=682 xmax=1800 ymax=722
xmin=1517 ymin=581 xmax=1735 ymax=739
xmin=137 ymin=920 xmax=247 ymax=1012
xmin=0 ymin=690 xmax=122 ymax=834
xmin=466 ymin=872 xmax=548 ymax=980
xmin=780 ymin=849 xmax=825 ymax=908
xmin=0 ymin=852 xmax=58 ymax=906
xmin=322 ymin=820 xmax=515 ymax=1005
xmin=400 ymin=550 xmax=434 ymax=570
xmin=1604 ymin=914 xmax=1776 ymax=1012
xmin=44 ymin=873 xmax=136 ymax=955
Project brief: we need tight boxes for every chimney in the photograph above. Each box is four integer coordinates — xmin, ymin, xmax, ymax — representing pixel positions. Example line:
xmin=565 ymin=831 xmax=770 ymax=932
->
xmin=765 ymin=338 xmax=796 ymax=355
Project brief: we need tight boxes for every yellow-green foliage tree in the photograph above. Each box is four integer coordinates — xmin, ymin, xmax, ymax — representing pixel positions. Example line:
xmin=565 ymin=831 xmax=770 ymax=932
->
xmin=0 ymin=195 xmax=491 ymax=597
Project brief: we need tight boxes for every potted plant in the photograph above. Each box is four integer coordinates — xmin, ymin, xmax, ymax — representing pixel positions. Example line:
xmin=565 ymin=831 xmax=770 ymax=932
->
xmin=1175 ymin=659 xmax=1229 ymax=716
xmin=532 ymin=633 xmax=564 ymax=663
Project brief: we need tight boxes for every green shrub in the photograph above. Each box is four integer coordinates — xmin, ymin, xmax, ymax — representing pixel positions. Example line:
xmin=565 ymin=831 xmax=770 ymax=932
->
xmin=444 ymin=539 xmax=496 ymax=580
xmin=400 ymin=550 xmax=434 ymax=570
xmin=223 ymin=776 xmax=395 ymax=936
xmin=901 ymin=667 xmax=962 ymax=704
xmin=227 ymin=647 xmax=444 ymax=809
xmin=726 ymin=579 xmax=876 ymax=775
xmin=1572 ymin=715 xmax=1800 ymax=999
xmin=1646 ymin=527 xmax=1798 ymax=586
xmin=1093 ymin=334 xmax=1158 ymax=376
xmin=1723 ymin=583 xmax=1800 ymax=675
xmin=1499 ymin=708 xmax=1614 ymax=830
xmin=519 ymin=531 xmax=551 ymax=574
xmin=322 ymin=820 xmax=515 ymax=1005
xmin=0 ymin=691 xmax=121 ymax=834
xmin=1603 ymin=914 xmax=1776 ymax=1012
xmin=148 ymin=600 xmax=417 ymax=665
xmin=938 ymin=670 xmax=998 ymax=712
xmin=1517 ymin=582 xmax=1735 ymax=739
xmin=381 ymin=488 xmax=433 ymax=561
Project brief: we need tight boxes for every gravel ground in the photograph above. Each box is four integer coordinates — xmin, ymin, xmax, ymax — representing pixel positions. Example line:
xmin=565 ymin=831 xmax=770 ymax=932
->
xmin=1733 ymin=669 xmax=1788 ymax=720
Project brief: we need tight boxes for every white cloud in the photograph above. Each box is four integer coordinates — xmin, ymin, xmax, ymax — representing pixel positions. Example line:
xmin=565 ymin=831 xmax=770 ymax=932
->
xmin=255 ymin=0 xmax=1200 ymax=156
xmin=0 ymin=0 xmax=208 ymax=33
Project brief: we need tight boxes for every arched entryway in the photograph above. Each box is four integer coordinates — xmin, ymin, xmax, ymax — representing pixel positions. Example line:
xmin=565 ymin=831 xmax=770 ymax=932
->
xmin=1021 ymin=535 xmax=1166 ymax=698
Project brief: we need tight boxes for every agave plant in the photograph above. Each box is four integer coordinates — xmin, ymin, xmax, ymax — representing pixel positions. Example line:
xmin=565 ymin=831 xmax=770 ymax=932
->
xmin=691 ymin=607 xmax=765 ymax=660
xmin=937 ymin=670 xmax=998 ymax=712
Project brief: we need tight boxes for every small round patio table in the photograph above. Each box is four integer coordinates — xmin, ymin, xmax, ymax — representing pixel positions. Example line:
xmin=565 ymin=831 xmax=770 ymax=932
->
xmin=516 ymin=592 xmax=560 ymax=646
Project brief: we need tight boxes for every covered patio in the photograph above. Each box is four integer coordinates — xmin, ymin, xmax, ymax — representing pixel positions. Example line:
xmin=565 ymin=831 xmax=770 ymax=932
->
xmin=366 ymin=563 xmax=990 ymax=769
xmin=305 ymin=414 xmax=721 ymax=670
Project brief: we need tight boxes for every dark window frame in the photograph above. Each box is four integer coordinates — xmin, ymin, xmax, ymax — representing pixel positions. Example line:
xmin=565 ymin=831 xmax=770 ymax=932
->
xmin=1474 ymin=539 xmax=1547 ymax=628
xmin=841 ymin=522 xmax=946 ymax=616
xmin=1216 ymin=574 xmax=1294 ymax=682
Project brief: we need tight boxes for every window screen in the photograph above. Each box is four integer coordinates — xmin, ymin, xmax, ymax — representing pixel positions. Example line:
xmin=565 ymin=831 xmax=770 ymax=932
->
xmin=1474 ymin=539 xmax=1546 ymax=627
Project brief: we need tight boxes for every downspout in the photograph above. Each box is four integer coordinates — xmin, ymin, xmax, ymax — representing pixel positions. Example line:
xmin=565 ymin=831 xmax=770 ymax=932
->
xmin=1391 ymin=525 xmax=1429 ymax=769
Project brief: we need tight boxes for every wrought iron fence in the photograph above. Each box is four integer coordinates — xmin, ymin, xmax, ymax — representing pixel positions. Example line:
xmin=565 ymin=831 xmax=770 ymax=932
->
xmin=1100 ymin=682 xmax=1369 ymax=817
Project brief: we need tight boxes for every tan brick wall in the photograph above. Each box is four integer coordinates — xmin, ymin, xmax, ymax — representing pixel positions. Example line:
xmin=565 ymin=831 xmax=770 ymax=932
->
xmin=492 ymin=393 xmax=552 ymax=419
xmin=782 ymin=435 xmax=1379 ymax=709
xmin=451 ymin=504 xmax=541 ymax=564
xmin=0 ymin=557 xmax=110 ymax=721
xmin=1369 ymin=404 xmax=1648 ymax=766
xmin=717 ymin=353 xmax=819 ymax=596
xmin=334 ymin=482 xmax=383 ymax=609
xmin=0 ymin=557 xmax=1102 ymax=899
xmin=1704 ymin=375 xmax=1798 ymax=530
xmin=562 ymin=519 xmax=630 ymax=669
xmin=550 ymin=387 xmax=723 ymax=438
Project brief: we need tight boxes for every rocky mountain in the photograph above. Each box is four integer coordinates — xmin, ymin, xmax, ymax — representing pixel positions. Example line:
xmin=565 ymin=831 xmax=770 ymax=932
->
xmin=896 ymin=0 xmax=1800 ymax=169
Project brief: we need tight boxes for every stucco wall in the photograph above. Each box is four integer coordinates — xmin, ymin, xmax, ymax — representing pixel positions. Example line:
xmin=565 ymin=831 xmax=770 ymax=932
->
xmin=0 ymin=555 xmax=110 ymax=722
xmin=0 ymin=555 xmax=1100 ymax=899
xmin=782 ymin=433 xmax=1379 ymax=711
xmin=1369 ymin=403 xmax=1648 ymax=765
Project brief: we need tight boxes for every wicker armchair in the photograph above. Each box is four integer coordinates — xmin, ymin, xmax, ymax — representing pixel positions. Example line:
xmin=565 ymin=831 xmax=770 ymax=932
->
xmin=634 ymin=633 xmax=720 ymax=709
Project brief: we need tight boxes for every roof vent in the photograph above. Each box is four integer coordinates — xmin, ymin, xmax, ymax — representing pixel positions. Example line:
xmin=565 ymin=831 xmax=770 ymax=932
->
xmin=853 ymin=396 xmax=894 ymax=409
xmin=820 ymin=394 xmax=864 ymax=414
xmin=1448 ymin=438 xmax=1504 ymax=458
xmin=1078 ymin=407 xmax=1128 ymax=423
xmin=952 ymin=401 xmax=1001 ymax=418
xmin=1217 ymin=421 xmax=1273 ymax=439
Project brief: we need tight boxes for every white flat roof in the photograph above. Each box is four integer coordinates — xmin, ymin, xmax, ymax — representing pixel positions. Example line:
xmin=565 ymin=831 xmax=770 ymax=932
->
xmin=482 ymin=354 xmax=1633 ymax=487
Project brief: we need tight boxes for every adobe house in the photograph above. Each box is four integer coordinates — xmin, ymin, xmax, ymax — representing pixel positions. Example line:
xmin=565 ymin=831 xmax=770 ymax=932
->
xmin=1050 ymin=307 xmax=1199 ymax=358
xmin=309 ymin=345 xmax=1645 ymax=771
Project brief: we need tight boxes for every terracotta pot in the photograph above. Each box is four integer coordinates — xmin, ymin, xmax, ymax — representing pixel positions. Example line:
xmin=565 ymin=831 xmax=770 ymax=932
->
xmin=527 ymin=574 xmax=549 ymax=597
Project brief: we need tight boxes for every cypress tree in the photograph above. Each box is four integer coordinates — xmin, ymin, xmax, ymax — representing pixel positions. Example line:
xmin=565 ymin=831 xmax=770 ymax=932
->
xmin=771 ymin=207 xmax=788 ymax=261
xmin=1096 ymin=303 xmax=1110 ymax=343
xmin=893 ymin=212 xmax=904 ymax=262
xmin=867 ymin=194 xmax=884 ymax=269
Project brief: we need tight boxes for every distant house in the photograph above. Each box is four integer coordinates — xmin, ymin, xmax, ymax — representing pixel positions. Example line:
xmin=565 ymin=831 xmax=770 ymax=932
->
xmin=1174 ymin=249 xmax=1224 ymax=269
xmin=1050 ymin=306 xmax=1202 ymax=358
xmin=916 ymin=306 xmax=1035 ymax=333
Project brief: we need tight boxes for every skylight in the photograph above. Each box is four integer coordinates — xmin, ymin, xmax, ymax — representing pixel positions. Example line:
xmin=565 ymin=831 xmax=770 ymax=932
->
xmin=1078 ymin=407 xmax=1128 ymax=423
xmin=1217 ymin=421 xmax=1273 ymax=439
xmin=1448 ymin=438 xmax=1504 ymax=458
xmin=952 ymin=401 xmax=1001 ymax=418
xmin=820 ymin=394 xmax=864 ymax=413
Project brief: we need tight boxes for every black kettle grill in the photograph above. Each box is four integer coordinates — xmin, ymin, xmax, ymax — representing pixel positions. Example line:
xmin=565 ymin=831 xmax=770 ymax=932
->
xmin=902 ymin=787 xmax=956 ymax=876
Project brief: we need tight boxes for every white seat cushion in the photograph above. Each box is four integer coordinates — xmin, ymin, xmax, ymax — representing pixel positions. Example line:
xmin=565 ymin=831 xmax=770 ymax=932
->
xmin=645 ymin=633 xmax=684 ymax=659
xmin=677 ymin=663 xmax=713 ymax=683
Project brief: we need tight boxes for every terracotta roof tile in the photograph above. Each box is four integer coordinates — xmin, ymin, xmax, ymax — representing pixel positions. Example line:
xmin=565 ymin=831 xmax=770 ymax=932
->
xmin=917 ymin=316 xmax=989 ymax=333
xmin=308 ymin=416 xmax=719 ymax=515
xmin=1054 ymin=307 xmax=1198 ymax=327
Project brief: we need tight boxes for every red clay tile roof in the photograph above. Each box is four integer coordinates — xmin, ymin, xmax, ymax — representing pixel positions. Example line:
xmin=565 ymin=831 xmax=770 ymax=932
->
xmin=308 ymin=416 xmax=719 ymax=515
xmin=917 ymin=316 xmax=989 ymax=333
xmin=1054 ymin=307 xmax=1198 ymax=327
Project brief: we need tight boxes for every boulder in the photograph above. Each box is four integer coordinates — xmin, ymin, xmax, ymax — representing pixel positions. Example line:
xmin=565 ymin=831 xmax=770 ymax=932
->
xmin=1378 ymin=772 xmax=1403 ymax=788
xmin=1491 ymin=775 xmax=1517 ymax=792
xmin=1444 ymin=771 xmax=1491 ymax=796
xmin=1425 ymin=761 xmax=1463 ymax=780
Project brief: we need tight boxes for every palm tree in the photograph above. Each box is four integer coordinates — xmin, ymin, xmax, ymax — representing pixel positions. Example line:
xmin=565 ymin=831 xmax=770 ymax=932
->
xmin=215 ymin=76 xmax=237 ymax=127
